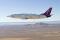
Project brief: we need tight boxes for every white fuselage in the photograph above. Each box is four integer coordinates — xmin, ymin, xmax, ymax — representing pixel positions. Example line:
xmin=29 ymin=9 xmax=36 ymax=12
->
xmin=8 ymin=14 xmax=47 ymax=19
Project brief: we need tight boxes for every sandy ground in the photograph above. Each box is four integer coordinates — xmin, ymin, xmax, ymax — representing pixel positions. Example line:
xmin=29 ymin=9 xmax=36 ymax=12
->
xmin=0 ymin=38 xmax=31 ymax=40
xmin=0 ymin=32 xmax=60 ymax=40
xmin=0 ymin=23 xmax=60 ymax=40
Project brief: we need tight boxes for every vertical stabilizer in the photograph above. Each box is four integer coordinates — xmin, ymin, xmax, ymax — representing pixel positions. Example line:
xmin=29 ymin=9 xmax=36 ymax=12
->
xmin=43 ymin=7 xmax=52 ymax=17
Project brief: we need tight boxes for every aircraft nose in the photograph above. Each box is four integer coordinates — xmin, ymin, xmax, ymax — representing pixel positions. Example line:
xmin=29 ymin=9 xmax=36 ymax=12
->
xmin=7 ymin=15 xmax=13 ymax=17
xmin=7 ymin=16 xmax=10 ymax=17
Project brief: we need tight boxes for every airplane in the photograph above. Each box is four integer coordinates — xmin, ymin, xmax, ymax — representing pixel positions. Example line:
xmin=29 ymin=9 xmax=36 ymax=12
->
xmin=7 ymin=7 xmax=52 ymax=19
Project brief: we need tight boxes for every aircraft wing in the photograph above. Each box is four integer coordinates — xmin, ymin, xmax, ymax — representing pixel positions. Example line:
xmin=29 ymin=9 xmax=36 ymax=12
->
xmin=7 ymin=7 xmax=52 ymax=19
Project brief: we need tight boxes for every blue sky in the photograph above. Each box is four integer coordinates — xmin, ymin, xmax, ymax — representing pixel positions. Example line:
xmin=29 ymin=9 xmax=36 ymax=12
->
xmin=0 ymin=0 xmax=60 ymax=22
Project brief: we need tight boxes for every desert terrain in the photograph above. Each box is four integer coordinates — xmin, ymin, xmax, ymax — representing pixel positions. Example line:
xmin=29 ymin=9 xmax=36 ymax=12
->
xmin=0 ymin=22 xmax=60 ymax=40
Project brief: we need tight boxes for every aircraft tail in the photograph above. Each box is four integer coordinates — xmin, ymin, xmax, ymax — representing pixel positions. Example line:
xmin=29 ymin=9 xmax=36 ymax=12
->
xmin=42 ymin=7 xmax=52 ymax=17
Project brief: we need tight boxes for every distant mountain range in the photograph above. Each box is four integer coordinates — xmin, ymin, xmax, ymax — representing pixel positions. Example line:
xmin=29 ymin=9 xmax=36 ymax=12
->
xmin=0 ymin=21 xmax=60 ymax=26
